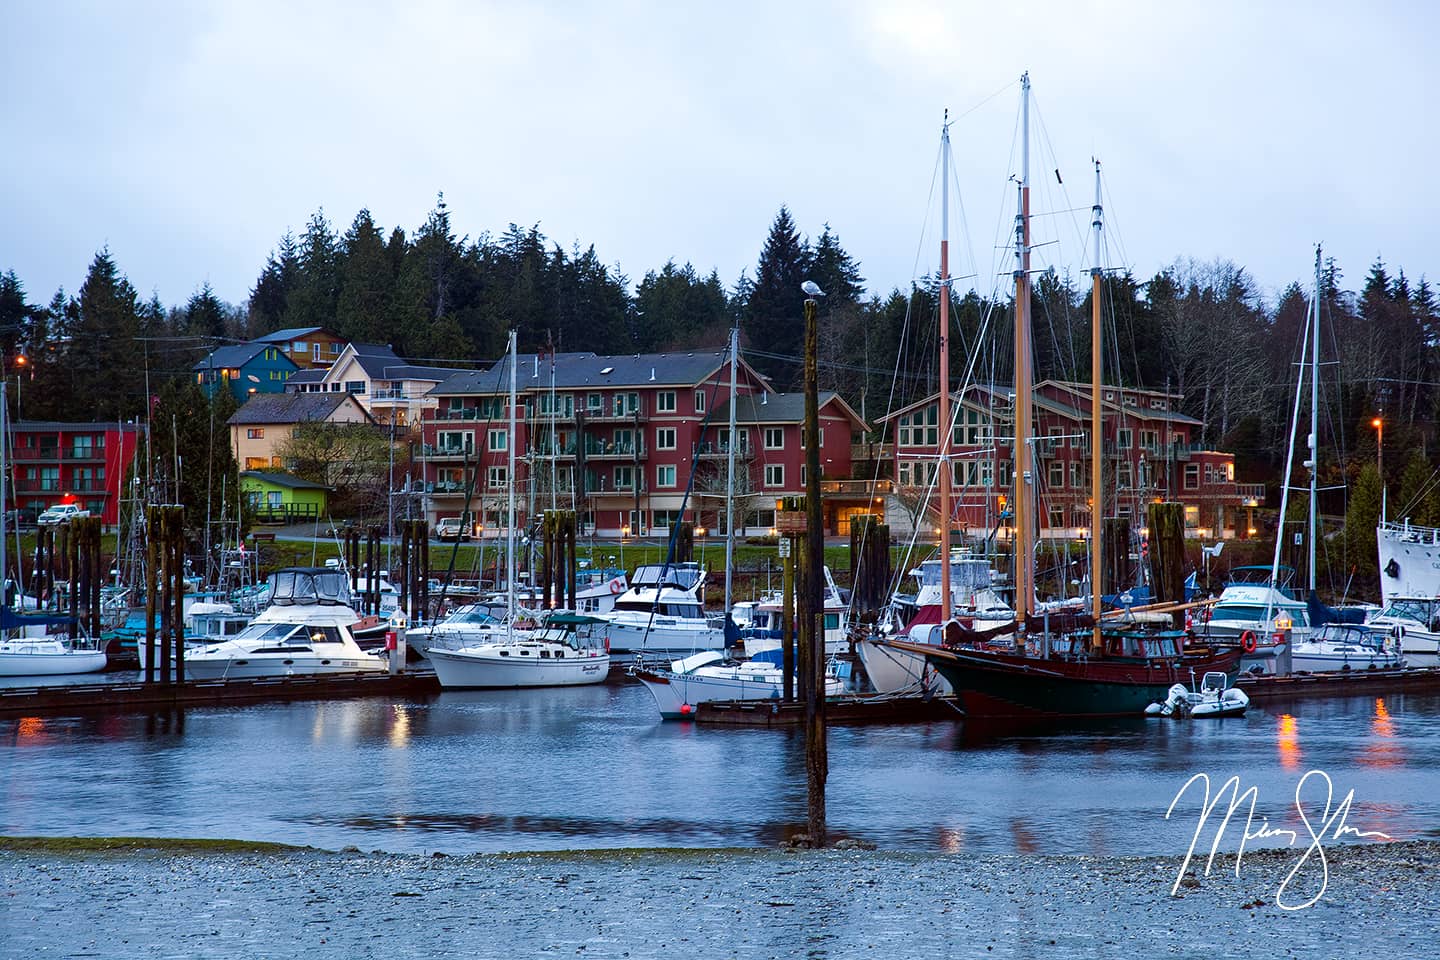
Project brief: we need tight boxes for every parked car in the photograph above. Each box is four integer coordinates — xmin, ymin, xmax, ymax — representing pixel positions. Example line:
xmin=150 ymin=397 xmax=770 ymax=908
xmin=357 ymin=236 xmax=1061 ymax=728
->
xmin=2 ymin=507 xmax=37 ymax=529
xmin=434 ymin=517 xmax=471 ymax=542
xmin=37 ymin=504 xmax=89 ymax=526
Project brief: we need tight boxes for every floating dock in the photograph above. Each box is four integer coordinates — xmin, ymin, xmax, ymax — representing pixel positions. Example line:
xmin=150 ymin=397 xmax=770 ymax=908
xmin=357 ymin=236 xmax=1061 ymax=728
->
xmin=1236 ymin=666 xmax=1440 ymax=701
xmin=693 ymin=693 xmax=963 ymax=726
xmin=0 ymin=671 xmax=442 ymax=719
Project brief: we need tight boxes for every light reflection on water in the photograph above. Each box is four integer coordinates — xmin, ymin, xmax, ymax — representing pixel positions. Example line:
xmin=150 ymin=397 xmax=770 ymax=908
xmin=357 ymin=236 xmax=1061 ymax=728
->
xmin=3 ymin=680 xmax=1438 ymax=855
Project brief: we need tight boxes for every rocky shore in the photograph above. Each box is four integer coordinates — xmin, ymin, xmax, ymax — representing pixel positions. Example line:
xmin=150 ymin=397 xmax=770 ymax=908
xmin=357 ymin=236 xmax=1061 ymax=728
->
xmin=2 ymin=838 xmax=1437 ymax=957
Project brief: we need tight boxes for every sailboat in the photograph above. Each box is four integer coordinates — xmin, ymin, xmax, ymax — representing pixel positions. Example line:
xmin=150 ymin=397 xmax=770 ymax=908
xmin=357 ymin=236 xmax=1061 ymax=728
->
xmin=428 ymin=330 xmax=611 ymax=688
xmin=0 ymin=386 xmax=108 ymax=678
xmin=888 ymin=75 xmax=1240 ymax=719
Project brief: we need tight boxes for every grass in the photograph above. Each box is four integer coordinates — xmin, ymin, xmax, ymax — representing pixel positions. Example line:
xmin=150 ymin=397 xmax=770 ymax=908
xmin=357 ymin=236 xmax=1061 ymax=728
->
xmin=0 ymin=836 xmax=307 ymax=854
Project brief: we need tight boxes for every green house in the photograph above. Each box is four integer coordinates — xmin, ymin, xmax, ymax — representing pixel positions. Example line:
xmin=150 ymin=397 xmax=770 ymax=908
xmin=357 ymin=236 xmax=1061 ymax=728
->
xmin=240 ymin=471 xmax=330 ymax=524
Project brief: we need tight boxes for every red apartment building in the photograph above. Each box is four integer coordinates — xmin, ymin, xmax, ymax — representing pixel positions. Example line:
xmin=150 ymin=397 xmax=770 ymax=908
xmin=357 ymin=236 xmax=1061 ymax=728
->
xmin=416 ymin=350 xmax=873 ymax=538
xmin=880 ymin=380 xmax=1264 ymax=539
xmin=10 ymin=421 xmax=146 ymax=526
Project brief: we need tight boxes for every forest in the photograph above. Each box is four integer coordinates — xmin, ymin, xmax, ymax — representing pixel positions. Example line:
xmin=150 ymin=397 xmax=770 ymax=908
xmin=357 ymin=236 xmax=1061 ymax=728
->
xmin=1 ymin=195 xmax=1437 ymax=581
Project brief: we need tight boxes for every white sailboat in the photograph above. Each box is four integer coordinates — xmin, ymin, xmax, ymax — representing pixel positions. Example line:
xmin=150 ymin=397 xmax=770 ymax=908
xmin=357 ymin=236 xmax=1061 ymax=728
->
xmin=428 ymin=330 xmax=611 ymax=689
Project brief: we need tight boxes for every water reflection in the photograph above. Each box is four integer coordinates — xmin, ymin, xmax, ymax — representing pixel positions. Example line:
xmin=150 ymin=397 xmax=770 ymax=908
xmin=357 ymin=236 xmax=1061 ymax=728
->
xmin=2 ymin=687 xmax=1438 ymax=856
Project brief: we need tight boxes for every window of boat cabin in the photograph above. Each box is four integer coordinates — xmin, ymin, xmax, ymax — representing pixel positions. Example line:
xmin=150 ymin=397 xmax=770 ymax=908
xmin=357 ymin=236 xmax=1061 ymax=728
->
xmin=242 ymin=622 xmax=302 ymax=643
xmin=306 ymin=626 xmax=344 ymax=645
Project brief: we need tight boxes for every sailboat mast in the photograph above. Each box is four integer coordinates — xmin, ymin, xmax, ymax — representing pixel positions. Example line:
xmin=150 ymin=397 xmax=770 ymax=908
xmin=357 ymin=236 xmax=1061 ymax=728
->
xmin=1 ymin=384 xmax=8 ymax=611
xmin=1012 ymin=72 xmax=1034 ymax=624
xmin=507 ymin=330 xmax=518 ymax=638
xmin=1090 ymin=159 xmax=1104 ymax=642
xmin=938 ymin=112 xmax=953 ymax=619
xmin=1308 ymin=245 xmax=1322 ymax=594
xmin=723 ymin=322 xmax=739 ymax=612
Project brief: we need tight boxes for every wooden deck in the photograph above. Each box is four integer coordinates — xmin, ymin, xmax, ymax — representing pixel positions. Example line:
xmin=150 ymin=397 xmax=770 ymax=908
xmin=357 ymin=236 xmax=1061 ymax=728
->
xmin=693 ymin=693 xmax=963 ymax=726
xmin=1235 ymin=666 xmax=1440 ymax=700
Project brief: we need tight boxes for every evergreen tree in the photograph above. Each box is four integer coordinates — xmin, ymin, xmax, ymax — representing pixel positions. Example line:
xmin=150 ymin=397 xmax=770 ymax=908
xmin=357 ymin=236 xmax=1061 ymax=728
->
xmin=1394 ymin=452 xmax=1440 ymax=528
xmin=634 ymin=261 xmax=730 ymax=350
xmin=742 ymin=206 xmax=811 ymax=389
xmin=286 ymin=209 xmax=340 ymax=330
xmin=67 ymin=250 xmax=144 ymax=421
xmin=1344 ymin=462 xmax=1383 ymax=578
xmin=150 ymin=377 xmax=241 ymax=532
xmin=0 ymin=270 xmax=36 ymax=368
xmin=336 ymin=209 xmax=395 ymax=344
xmin=809 ymin=225 xmax=864 ymax=305
xmin=248 ymin=231 xmax=299 ymax=334
xmin=185 ymin=282 xmax=227 ymax=340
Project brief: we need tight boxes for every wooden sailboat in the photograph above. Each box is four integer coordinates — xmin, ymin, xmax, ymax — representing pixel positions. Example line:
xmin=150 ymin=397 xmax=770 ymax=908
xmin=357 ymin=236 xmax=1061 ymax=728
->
xmin=889 ymin=74 xmax=1240 ymax=719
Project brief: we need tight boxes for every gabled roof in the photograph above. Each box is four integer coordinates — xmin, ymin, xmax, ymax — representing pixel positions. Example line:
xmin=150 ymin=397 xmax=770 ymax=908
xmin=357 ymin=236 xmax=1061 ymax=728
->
xmin=254 ymin=326 xmax=334 ymax=343
xmin=239 ymin=471 xmax=332 ymax=491
xmin=227 ymin=392 xmax=373 ymax=426
xmin=192 ymin=342 xmax=290 ymax=372
xmin=876 ymin=384 xmax=1011 ymax=424
xmin=429 ymin=350 xmax=770 ymax=397
xmin=285 ymin=368 xmax=328 ymax=384
xmin=713 ymin=391 xmax=868 ymax=430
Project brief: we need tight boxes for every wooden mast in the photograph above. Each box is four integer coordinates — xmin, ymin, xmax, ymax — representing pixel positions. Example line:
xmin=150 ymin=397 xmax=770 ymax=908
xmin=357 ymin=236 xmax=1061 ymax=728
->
xmin=1090 ymin=160 xmax=1104 ymax=649
xmin=1012 ymin=72 xmax=1033 ymax=629
xmin=939 ymin=113 xmax=953 ymax=620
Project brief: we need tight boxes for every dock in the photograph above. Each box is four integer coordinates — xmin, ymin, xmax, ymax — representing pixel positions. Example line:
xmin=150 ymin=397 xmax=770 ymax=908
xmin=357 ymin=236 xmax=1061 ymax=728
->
xmin=0 ymin=671 xmax=442 ymax=719
xmin=1236 ymin=666 xmax=1440 ymax=701
xmin=693 ymin=693 xmax=963 ymax=726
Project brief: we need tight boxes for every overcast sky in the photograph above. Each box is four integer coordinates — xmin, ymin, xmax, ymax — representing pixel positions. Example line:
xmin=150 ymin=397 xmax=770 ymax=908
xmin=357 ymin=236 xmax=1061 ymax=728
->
xmin=2 ymin=1 xmax=1434 ymax=313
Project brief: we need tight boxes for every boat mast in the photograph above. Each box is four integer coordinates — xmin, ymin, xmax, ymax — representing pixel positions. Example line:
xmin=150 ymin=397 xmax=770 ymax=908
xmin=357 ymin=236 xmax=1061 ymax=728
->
xmin=1012 ymin=72 xmax=1034 ymax=626
xmin=1308 ymin=245 xmax=1322 ymax=594
xmin=1 ymin=383 xmax=8 ymax=614
xmin=938 ymin=111 xmax=953 ymax=620
xmin=1090 ymin=159 xmax=1103 ymax=646
xmin=507 ymin=329 xmax=518 ymax=640
xmin=723 ymin=321 xmax=739 ymax=612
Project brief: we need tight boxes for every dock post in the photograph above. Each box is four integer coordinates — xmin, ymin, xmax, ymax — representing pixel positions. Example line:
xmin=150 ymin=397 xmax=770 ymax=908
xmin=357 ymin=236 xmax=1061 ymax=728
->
xmin=566 ymin=510 xmax=577 ymax=611
xmin=782 ymin=530 xmax=795 ymax=702
xmin=144 ymin=506 xmax=157 ymax=684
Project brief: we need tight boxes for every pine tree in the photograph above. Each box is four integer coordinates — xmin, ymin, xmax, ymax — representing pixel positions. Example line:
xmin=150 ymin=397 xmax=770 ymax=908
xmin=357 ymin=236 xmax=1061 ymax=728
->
xmin=286 ymin=209 xmax=340 ymax=330
xmin=742 ymin=206 xmax=811 ymax=389
xmin=1344 ymin=462 xmax=1384 ymax=578
xmin=336 ymin=209 xmax=395 ymax=344
xmin=248 ymin=231 xmax=299 ymax=334
xmin=185 ymin=282 xmax=227 ymax=340
xmin=67 ymin=250 xmax=144 ymax=421
xmin=1394 ymin=452 xmax=1440 ymax=527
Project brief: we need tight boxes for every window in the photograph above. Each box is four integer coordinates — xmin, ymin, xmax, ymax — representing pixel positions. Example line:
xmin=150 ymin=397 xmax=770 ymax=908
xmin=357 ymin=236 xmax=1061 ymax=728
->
xmin=587 ymin=393 xmax=603 ymax=412
xmin=800 ymin=427 xmax=824 ymax=450
xmin=1117 ymin=463 xmax=1133 ymax=488
xmin=655 ymin=427 xmax=677 ymax=450
xmin=612 ymin=392 xmax=640 ymax=416
xmin=980 ymin=460 xmax=993 ymax=487
xmin=898 ymin=462 xmax=912 ymax=486
xmin=999 ymin=462 xmax=1013 ymax=487
xmin=1070 ymin=461 xmax=1083 ymax=489
xmin=1141 ymin=430 xmax=1158 ymax=453
xmin=312 ymin=343 xmax=322 ymax=361
xmin=764 ymin=427 xmax=784 ymax=449
xmin=1184 ymin=464 xmax=1200 ymax=489
xmin=291 ymin=341 xmax=308 ymax=353
xmin=657 ymin=391 xmax=676 ymax=413
xmin=488 ymin=429 xmax=507 ymax=451
xmin=694 ymin=390 xmax=706 ymax=413
xmin=268 ymin=490 xmax=283 ymax=509
xmin=1225 ymin=462 xmax=1235 ymax=482
xmin=897 ymin=414 xmax=912 ymax=447
xmin=1204 ymin=464 xmax=1215 ymax=484
xmin=1117 ymin=428 xmax=1132 ymax=449
xmin=246 ymin=428 xmax=264 ymax=440
xmin=1049 ymin=461 xmax=1064 ymax=488
xmin=614 ymin=466 xmax=635 ymax=490
xmin=487 ymin=466 xmax=508 ymax=489
xmin=1151 ymin=398 xmax=1168 ymax=410
xmin=1048 ymin=506 xmax=1065 ymax=529
xmin=718 ymin=428 xmax=749 ymax=453
xmin=1049 ymin=426 xmax=1065 ymax=449
xmin=245 ymin=457 xmax=268 ymax=470
xmin=437 ymin=431 xmax=473 ymax=455
xmin=764 ymin=464 xmax=784 ymax=487
xmin=330 ymin=342 xmax=341 ymax=354
xmin=346 ymin=381 xmax=366 ymax=395
xmin=657 ymin=465 xmax=677 ymax=488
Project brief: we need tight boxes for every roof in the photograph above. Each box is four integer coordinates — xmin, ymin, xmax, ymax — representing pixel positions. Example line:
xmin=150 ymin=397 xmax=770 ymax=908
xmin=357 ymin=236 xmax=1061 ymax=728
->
xmin=227 ymin=392 xmax=373 ymax=426
xmin=239 ymin=471 xmax=332 ymax=491
xmin=192 ymin=342 xmax=269 ymax=371
xmin=254 ymin=327 xmax=332 ymax=343
xmin=713 ymin=391 xmax=868 ymax=429
xmin=13 ymin=420 xmax=146 ymax=433
xmin=430 ymin=350 xmax=769 ymax=396
xmin=285 ymin=368 xmax=328 ymax=384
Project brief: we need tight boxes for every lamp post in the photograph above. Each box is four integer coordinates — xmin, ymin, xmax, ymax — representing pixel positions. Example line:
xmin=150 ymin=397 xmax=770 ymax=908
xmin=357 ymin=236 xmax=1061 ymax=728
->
xmin=1373 ymin=416 xmax=1385 ymax=522
xmin=801 ymin=279 xmax=826 ymax=847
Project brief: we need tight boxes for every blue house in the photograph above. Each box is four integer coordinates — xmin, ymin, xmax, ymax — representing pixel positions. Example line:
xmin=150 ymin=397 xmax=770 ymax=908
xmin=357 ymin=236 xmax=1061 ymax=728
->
xmin=194 ymin=343 xmax=300 ymax=402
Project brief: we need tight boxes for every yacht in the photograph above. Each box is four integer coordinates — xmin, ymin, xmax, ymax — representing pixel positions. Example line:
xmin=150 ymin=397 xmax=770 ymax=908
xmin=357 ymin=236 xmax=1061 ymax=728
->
xmin=1377 ymin=520 xmax=1440 ymax=606
xmin=183 ymin=568 xmax=386 ymax=680
xmin=428 ymin=614 xmax=610 ymax=688
xmin=405 ymin=603 xmax=534 ymax=659
xmin=594 ymin=562 xmax=724 ymax=656
xmin=738 ymin=566 xmax=851 ymax=657
xmin=633 ymin=648 xmax=845 ymax=720
xmin=1361 ymin=597 xmax=1440 ymax=667
xmin=0 ymin=631 xmax=107 ymax=678
xmin=1196 ymin=565 xmax=1308 ymax=675
xmin=1289 ymin=623 xmax=1405 ymax=672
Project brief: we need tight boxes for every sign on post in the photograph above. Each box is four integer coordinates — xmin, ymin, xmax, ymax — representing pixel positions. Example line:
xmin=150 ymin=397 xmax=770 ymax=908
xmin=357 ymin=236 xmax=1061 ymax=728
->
xmin=776 ymin=510 xmax=807 ymax=535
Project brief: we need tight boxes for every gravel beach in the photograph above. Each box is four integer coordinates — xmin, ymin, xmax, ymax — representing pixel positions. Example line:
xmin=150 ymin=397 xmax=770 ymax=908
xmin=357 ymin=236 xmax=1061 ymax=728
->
xmin=3 ymin=838 xmax=1437 ymax=958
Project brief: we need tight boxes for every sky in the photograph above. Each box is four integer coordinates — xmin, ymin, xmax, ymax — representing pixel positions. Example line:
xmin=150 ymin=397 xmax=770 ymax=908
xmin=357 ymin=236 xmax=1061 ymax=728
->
xmin=2 ymin=0 xmax=1435 ymax=313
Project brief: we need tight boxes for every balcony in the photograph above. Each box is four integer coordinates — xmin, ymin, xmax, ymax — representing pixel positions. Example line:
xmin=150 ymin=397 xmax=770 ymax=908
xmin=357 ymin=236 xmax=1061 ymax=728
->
xmin=851 ymin=441 xmax=894 ymax=462
xmin=12 ymin=446 xmax=62 ymax=461
xmin=581 ymin=441 xmax=646 ymax=460
xmin=694 ymin=441 xmax=752 ymax=459
xmin=1238 ymin=482 xmax=1266 ymax=505
xmin=13 ymin=480 xmax=62 ymax=493
xmin=821 ymin=479 xmax=893 ymax=497
xmin=422 ymin=443 xmax=475 ymax=460
xmin=575 ymin=406 xmax=646 ymax=423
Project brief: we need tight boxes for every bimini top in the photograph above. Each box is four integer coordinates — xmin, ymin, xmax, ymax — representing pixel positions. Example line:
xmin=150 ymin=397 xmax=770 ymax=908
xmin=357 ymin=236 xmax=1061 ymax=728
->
xmin=629 ymin=563 xmax=703 ymax=592
xmin=266 ymin=568 xmax=353 ymax=606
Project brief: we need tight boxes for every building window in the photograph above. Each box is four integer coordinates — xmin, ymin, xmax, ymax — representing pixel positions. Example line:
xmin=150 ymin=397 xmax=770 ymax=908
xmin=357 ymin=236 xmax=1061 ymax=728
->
xmin=999 ymin=462 xmax=1013 ymax=487
xmin=1184 ymin=464 xmax=1199 ymax=489
xmin=1204 ymin=464 xmax=1215 ymax=484
xmin=657 ymin=391 xmax=676 ymax=413
xmin=245 ymin=457 xmax=268 ymax=470
xmin=246 ymin=428 xmax=264 ymax=440
xmin=1117 ymin=463 xmax=1133 ymax=488
xmin=1048 ymin=506 xmax=1065 ymax=529
xmin=1070 ymin=461 xmax=1083 ymax=489
xmin=488 ymin=429 xmax=507 ymax=451
xmin=897 ymin=414 xmax=912 ymax=447
xmin=291 ymin=341 xmax=307 ymax=353
xmin=657 ymin=465 xmax=677 ymax=488
xmin=1117 ymin=428 xmax=1132 ymax=449
xmin=437 ymin=431 xmax=473 ymax=455
xmin=764 ymin=464 xmax=784 ymax=487
xmin=694 ymin=390 xmax=706 ymax=413
xmin=614 ymin=466 xmax=635 ymax=491
xmin=655 ymin=427 xmax=677 ymax=450
xmin=898 ymin=462 xmax=912 ymax=486
xmin=1049 ymin=461 xmax=1064 ymax=488
xmin=981 ymin=460 xmax=993 ymax=487
xmin=1225 ymin=462 xmax=1235 ymax=482
xmin=346 ymin=381 xmax=366 ymax=395
xmin=764 ymin=427 xmax=784 ymax=449
xmin=487 ymin=467 xmax=508 ymax=489
xmin=1049 ymin=426 xmax=1065 ymax=449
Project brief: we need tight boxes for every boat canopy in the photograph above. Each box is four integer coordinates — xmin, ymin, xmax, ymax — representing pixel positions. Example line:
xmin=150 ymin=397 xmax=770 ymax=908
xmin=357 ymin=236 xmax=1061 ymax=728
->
xmin=630 ymin=564 xmax=703 ymax=592
xmin=267 ymin=568 xmax=352 ymax=606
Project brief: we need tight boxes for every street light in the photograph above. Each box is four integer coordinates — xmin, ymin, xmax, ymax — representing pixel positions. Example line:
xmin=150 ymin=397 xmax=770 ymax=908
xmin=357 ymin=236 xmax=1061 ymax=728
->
xmin=1371 ymin=416 xmax=1385 ymax=522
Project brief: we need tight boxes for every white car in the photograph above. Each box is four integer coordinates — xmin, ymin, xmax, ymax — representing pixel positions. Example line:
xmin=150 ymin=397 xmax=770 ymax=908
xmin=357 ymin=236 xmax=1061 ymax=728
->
xmin=434 ymin=517 xmax=471 ymax=542
xmin=37 ymin=504 xmax=89 ymax=525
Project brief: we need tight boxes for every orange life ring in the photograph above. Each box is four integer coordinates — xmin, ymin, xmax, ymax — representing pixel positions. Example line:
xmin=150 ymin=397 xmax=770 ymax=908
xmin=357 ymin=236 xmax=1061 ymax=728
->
xmin=1240 ymin=631 xmax=1257 ymax=654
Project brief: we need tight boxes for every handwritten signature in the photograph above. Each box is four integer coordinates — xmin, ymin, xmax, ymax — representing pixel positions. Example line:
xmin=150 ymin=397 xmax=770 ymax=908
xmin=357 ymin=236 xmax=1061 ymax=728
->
xmin=1165 ymin=770 xmax=1392 ymax=910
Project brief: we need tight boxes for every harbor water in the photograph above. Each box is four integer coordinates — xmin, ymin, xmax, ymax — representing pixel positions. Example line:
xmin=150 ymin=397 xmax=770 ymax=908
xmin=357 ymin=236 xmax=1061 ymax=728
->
xmin=4 ymin=676 xmax=1437 ymax=856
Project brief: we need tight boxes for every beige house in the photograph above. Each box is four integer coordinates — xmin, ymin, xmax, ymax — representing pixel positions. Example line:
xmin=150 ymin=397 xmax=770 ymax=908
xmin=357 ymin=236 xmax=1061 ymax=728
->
xmin=228 ymin=392 xmax=373 ymax=471
xmin=283 ymin=342 xmax=472 ymax=429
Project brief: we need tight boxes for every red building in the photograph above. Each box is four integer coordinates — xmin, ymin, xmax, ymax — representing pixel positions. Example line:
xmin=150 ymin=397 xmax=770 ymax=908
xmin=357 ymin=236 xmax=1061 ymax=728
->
xmin=10 ymin=421 xmax=146 ymax=526
xmin=416 ymin=350 xmax=872 ymax=538
xmin=879 ymin=380 xmax=1263 ymax=539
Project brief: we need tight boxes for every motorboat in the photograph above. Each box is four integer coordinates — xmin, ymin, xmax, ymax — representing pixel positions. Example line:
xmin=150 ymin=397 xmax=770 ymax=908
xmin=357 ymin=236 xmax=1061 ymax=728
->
xmin=1146 ymin=671 xmax=1250 ymax=718
xmin=183 ymin=568 xmax=386 ymax=680
xmin=405 ymin=602 xmax=534 ymax=659
xmin=1288 ymin=622 xmax=1405 ymax=673
xmin=592 ymin=562 xmax=724 ymax=656
xmin=738 ymin=566 xmax=850 ymax=657
xmin=1361 ymin=597 xmax=1440 ymax=667
xmin=1195 ymin=566 xmax=1308 ymax=675
xmin=632 ymin=648 xmax=845 ymax=720
xmin=134 ymin=600 xmax=253 ymax=667
xmin=427 ymin=613 xmax=610 ymax=688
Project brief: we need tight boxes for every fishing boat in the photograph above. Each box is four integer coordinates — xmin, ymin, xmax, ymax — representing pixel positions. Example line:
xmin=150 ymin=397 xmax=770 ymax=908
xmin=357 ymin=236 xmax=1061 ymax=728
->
xmin=895 ymin=81 xmax=1242 ymax=719
xmin=428 ymin=613 xmax=609 ymax=688
xmin=1145 ymin=671 xmax=1249 ymax=718
xmin=1288 ymin=622 xmax=1404 ymax=672
xmin=633 ymin=648 xmax=845 ymax=720
xmin=183 ymin=567 xmax=386 ymax=680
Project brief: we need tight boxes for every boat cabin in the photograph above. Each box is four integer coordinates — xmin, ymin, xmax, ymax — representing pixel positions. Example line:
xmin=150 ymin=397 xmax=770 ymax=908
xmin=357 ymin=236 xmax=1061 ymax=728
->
xmin=267 ymin=568 xmax=354 ymax=607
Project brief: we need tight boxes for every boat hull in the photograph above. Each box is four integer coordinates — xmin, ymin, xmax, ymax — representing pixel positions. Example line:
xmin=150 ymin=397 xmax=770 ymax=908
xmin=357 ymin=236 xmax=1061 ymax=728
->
xmin=183 ymin=655 xmax=387 ymax=681
xmin=600 ymin=619 xmax=724 ymax=656
xmin=635 ymin=667 xmax=844 ymax=719
xmin=906 ymin=644 xmax=1243 ymax=720
xmin=0 ymin=647 xmax=108 ymax=678
xmin=856 ymin=638 xmax=953 ymax=695
xmin=428 ymin=647 xmax=609 ymax=688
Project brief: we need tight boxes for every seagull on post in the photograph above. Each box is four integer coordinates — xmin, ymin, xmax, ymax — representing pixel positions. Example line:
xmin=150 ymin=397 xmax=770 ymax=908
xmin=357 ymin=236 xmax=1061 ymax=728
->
xmin=801 ymin=280 xmax=824 ymax=298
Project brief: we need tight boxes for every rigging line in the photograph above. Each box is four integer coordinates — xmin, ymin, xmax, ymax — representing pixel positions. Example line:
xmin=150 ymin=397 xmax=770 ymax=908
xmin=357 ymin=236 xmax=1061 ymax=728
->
xmin=951 ymin=77 xmax=1021 ymax=123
